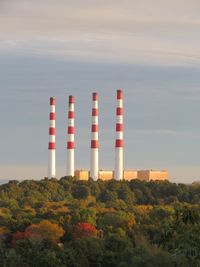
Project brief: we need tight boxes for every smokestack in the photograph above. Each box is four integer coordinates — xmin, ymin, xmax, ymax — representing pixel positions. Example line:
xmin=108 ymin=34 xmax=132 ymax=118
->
xmin=48 ymin=97 xmax=56 ymax=178
xmin=90 ymin=92 xmax=99 ymax=180
xmin=115 ymin=89 xmax=123 ymax=180
xmin=67 ymin=95 xmax=75 ymax=176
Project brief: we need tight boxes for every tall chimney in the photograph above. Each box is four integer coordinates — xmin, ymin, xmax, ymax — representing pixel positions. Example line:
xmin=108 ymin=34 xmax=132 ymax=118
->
xmin=67 ymin=95 xmax=75 ymax=176
xmin=115 ymin=89 xmax=123 ymax=180
xmin=90 ymin=92 xmax=99 ymax=180
xmin=48 ymin=97 xmax=56 ymax=178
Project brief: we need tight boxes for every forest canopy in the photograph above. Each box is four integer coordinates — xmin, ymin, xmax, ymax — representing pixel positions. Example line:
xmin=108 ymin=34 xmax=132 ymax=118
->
xmin=0 ymin=177 xmax=200 ymax=267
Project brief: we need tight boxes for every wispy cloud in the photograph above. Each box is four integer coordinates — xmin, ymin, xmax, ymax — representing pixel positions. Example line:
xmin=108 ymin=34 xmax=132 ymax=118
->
xmin=0 ymin=0 xmax=200 ymax=66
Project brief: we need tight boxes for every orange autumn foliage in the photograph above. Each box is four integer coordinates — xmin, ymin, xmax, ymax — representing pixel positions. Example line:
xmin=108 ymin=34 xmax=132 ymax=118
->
xmin=26 ymin=220 xmax=64 ymax=243
xmin=73 ymin=222 xmax=97 ymax=239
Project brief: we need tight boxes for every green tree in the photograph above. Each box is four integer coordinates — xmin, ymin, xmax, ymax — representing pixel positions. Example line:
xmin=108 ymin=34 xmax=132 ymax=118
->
xmin=73 ymin=185 xmax=90 ymax=200
xmin=160 ymin=206 xmax=200 ymax=267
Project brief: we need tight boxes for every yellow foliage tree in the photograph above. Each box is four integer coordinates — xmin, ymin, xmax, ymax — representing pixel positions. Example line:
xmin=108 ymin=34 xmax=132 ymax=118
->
xmin=27 ymin=220 xmax=64 ymax=243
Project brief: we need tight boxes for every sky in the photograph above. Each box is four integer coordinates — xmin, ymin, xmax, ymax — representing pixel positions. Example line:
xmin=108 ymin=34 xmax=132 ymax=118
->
xmin=0 ymin=0 xmax=200 ymax=183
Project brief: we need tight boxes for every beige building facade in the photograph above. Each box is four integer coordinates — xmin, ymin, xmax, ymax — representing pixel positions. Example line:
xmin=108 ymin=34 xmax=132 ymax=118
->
xmin=137 ymin=170 xmax=169 ymax=181
xmin=74 ymin=170 xmax=89 ymax=181
xmin=74 ymin=169 xmax=169 ymax=181
xmin=123 ymin=170 xmax=138 ymax=181
xmin=99 ymin=170 xmax=114 ymax=180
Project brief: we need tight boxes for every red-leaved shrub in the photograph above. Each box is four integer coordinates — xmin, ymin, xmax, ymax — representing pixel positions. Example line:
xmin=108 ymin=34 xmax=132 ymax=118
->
xmin=73 ymin=222 xmax=97 ymax=239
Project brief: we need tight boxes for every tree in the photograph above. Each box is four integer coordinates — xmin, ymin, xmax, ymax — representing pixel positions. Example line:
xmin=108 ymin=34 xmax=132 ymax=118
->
xmin=79 ymin=208 xmax=97 ymax=225
xmin=97 ymin=211 xmax=136 ymax=234
xmin=160 ymin=206 xmax=200 ymax=267
xmin=73 ymin=185 xmax=90 ymax=200
xmin=11 ymin=230 xmax=34 ymax=247
xmin=27 ymin=220 xmax=64 ymax=243
xmin=117 ymin=185 xmax=135 ymax=204
xmin=73 ymin=222 xmax=97 ymax=239
xmin=103 ymin=234 xmax=134 ymax=267
xmin=68 ymin=238 xmax=104 ymax=267
xmin=14 ymin=238 xmax=62 ymax=267
xmin=0 ymin=226 xmax=9 ymax=248
xmin=98 ymin=190 xmax=118 ymax=203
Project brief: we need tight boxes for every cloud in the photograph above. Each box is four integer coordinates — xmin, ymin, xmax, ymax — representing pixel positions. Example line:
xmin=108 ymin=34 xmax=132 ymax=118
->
xmin=0 ymin=0 xmax=200 ymax=66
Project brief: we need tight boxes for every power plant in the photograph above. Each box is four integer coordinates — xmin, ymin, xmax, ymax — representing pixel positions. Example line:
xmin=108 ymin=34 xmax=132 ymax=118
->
xmin=47 ymin=90 xmax=169 ymax=181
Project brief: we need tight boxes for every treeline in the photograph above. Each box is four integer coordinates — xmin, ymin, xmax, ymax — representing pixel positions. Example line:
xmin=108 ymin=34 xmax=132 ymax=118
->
xmin=0 ymin=177 xmax=200 ymax=266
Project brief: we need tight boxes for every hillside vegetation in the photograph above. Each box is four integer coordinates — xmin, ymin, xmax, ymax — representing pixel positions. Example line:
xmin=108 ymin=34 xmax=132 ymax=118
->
xmin=0 ymin=177 xmax=200 ymax=267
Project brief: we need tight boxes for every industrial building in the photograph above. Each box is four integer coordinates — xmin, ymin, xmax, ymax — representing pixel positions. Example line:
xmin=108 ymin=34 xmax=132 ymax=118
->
xmin=47 ymin=90 xmax=169 ymax=182
xmin=137 ymin=170 xmax=169 ymax=181
xmin=74 ymin=169 xmax=169 ymax=181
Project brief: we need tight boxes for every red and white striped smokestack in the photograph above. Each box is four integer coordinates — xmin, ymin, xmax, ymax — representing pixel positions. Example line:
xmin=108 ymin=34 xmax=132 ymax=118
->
xmin=115 ymin=89 xmax=123 ymax=180
xmin=67 ymin=95 xmax=75 ymax=176
xmin=48 ymin=97 xmax=56 ymax=178
xmin=90 ymin=92 xmax=99 ymax=180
